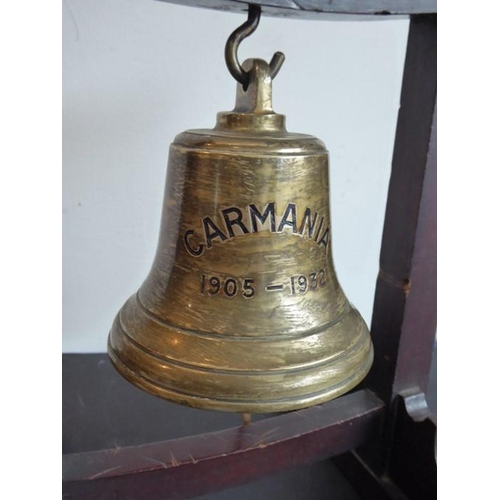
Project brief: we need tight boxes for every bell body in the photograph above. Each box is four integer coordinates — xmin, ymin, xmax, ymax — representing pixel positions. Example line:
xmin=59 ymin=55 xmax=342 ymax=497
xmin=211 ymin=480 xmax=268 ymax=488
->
xmin=108 ymin=59 xmax=373 ymax=412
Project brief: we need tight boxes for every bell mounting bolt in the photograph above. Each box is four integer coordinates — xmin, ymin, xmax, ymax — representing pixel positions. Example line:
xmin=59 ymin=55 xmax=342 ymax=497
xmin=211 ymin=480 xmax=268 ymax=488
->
xmin=224 ymin=4 xmax=285 ymax=89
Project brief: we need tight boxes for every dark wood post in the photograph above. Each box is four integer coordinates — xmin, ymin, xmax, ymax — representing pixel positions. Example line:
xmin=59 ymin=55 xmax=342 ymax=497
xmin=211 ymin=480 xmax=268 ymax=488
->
xmin=336 ymin=14 xmax=437 ymax=500
xmin=367 ymin=14 xmax=437 ymax=404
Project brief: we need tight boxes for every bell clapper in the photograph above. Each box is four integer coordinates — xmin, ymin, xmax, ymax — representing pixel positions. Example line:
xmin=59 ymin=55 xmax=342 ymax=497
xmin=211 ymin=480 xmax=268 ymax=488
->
xmin=241 ymin=413 xmax=252 ymax=425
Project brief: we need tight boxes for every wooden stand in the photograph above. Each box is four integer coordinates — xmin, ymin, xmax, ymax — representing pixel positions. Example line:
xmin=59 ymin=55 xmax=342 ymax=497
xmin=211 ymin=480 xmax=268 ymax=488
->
xmin=63 ymin=3 xmax=437 ymax=499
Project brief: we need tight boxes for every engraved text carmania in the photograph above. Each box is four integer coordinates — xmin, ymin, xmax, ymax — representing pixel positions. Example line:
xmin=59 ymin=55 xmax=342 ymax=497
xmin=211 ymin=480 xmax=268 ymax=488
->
xmin=183 ymin=201 xmax=330 ymax=257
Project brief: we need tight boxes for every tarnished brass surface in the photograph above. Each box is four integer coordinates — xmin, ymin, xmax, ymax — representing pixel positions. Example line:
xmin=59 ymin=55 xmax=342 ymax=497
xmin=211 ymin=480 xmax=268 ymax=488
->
xmin=108 ymin=59 xmax=373 ymax=412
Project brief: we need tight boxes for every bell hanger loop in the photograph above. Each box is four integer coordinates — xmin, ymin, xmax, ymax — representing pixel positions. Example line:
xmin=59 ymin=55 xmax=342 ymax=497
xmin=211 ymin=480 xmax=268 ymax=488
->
xmin=224 ymin=4 xmax=285 ymax=90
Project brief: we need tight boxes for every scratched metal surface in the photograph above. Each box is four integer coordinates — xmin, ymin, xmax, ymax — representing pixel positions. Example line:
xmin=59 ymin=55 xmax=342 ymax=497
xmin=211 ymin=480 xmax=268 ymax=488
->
xmin=107 ymin=60 xmax=373 ymax=413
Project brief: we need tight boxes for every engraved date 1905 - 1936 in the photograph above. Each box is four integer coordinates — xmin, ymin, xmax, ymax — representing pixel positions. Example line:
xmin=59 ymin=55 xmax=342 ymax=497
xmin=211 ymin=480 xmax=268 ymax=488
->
xmin=200 ymin=269 xmax=327 ymax=299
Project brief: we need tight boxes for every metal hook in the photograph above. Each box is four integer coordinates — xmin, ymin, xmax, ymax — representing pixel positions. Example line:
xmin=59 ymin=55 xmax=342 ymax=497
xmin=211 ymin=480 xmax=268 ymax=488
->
xmin=224 ymin=4 xmax=285 ymax=90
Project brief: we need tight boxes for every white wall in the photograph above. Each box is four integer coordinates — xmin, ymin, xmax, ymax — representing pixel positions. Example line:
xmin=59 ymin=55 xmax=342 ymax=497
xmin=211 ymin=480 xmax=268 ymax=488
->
xmin=62 ymin=0 xmax=409 ymax=352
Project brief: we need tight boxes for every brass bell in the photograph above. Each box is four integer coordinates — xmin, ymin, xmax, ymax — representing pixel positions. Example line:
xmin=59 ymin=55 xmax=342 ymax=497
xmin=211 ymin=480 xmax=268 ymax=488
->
xmin=108 ymin=14 xmax=373 ymax=413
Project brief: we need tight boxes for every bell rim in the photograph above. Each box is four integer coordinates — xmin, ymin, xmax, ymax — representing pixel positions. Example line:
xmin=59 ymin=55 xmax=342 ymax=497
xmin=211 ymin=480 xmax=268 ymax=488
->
xmin=107 ymin=335 xmax=373 ymax=414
